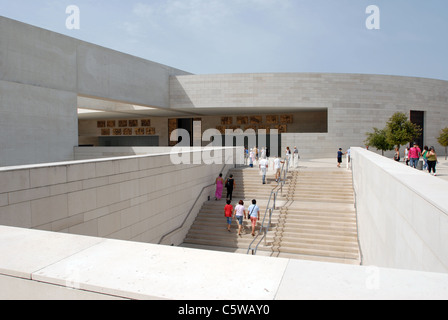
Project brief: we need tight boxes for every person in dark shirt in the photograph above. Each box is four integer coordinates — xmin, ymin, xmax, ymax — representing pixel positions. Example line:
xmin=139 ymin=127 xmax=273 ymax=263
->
xmin=337 ymin=148 xmax=345 ymax=168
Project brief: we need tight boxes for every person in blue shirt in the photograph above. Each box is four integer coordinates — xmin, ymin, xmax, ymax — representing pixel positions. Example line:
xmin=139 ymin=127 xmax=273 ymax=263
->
xmin=247 ymin=199 xmax=260 ymax=237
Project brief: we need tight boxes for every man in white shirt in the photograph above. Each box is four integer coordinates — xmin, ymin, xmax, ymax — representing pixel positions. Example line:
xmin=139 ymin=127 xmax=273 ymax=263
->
xmin=259 ymin=156 xmax=269 ymax=185
xmin=274 ymin=156 xmax=284 ymax=183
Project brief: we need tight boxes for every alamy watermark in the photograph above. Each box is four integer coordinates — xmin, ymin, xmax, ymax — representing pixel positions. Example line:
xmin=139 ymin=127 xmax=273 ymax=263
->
xmin=66 ymin=5 xmax=80 ymax=30
xmin=64 ymin=5 xmax=379 ymax=31
xmin=366 ymin=5 xmax=380 ymax=30
xmin=169 ymin=122 xmax=280 ymax=166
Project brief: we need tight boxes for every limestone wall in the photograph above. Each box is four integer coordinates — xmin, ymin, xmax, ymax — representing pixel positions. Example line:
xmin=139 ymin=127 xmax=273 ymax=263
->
xmin=171 ymin=73 xmax=448 ymax=158
xmin=352 ymin=147 xmax=448 ymax=274
xmin=1 ymin=225 xmax=448 ymax=300
xmin=0 ymin=148 xmax=234 ymax=245
xmin=0 ymin=17 xmax=189 ymax=167
xmin=73 ymin=147 xmax=176 ymax=160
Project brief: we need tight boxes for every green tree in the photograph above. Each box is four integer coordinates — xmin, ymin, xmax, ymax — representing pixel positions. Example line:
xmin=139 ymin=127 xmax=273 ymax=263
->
xmin=438 ymin=127 xmax=448 ymax=160
xmin=385 ymin=112 xmax=422 ymax=150
xmin=365 ymin=128 xmax=395 ymax=155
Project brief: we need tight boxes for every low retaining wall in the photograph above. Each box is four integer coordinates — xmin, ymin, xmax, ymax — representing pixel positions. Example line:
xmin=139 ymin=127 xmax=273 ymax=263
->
xmin=351 ymin=147 xmax=448 ymax=273
xmin=1 ymin=225 xmax=448 ymax=300
xmin=0 ymin=148 xmax=236 ymax=245
xmin=74 ymin=147 xmax=176 ymax=160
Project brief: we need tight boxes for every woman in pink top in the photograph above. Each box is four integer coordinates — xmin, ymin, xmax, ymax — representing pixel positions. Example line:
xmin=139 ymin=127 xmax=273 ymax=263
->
xmin=215 ymin=174 xmax=224 ymax=201
xmin=408 ymin=143 xmax=421 ymax=168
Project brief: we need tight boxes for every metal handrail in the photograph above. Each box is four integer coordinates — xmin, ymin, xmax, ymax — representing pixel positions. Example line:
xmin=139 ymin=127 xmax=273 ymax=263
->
xmin=158 ymin=164 xmax=229 ymax=245
xmin=247 ymin=158 xmax=290 ymax=255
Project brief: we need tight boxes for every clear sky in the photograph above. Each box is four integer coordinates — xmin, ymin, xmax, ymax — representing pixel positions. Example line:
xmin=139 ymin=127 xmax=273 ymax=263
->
xmin=1 ymin=0 xmax=448 ymax=80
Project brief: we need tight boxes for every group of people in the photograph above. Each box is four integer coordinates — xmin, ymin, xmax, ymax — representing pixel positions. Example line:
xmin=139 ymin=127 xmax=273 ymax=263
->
xmin=214 ymin=173 xmax=235 ymax=202
xmin=214 ymin=173 xmax=262 ymax=237
xmin=245 ymin=146 xmax=300 ymax=171
xmin=399 ymin=143 xmax=439 ymax=176
xmin=213 ymin=146 xmax=301 ymax=237
xmin=224 ymin=199 xmax=260 ymax=237
xmin=337 ymin=148 xmax=351 ymax=168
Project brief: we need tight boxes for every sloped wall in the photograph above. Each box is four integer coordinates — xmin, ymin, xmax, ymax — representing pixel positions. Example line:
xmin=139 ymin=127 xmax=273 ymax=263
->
xmin=352 ymin=147 xmax=448 ymax=274
xmin=0 ymin=148 xmax=234 ymax=245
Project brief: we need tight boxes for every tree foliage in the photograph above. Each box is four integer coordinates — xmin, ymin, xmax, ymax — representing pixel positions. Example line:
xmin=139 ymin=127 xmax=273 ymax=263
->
xmin=365 ymin=128 xmax=394 ymax=155
xmin=438 ymin=127 xmax=448 ymax=160
xmin=385 ymin=112 xmax=422 ymax=149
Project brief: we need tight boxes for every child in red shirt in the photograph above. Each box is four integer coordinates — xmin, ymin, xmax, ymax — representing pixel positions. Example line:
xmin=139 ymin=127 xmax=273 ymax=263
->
xmin=224 ymin=200 xmax=233 ymax=232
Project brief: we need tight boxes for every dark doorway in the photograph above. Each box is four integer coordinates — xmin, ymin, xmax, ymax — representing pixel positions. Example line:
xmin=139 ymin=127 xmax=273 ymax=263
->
xmin=178 ymin=118 xmax=193 ymax=146
xmin=410 ymin=111 xmax=425 ymax=147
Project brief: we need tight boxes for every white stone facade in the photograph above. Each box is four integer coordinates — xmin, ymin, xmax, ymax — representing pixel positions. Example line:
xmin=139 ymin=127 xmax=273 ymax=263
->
xmin=1 ymin=16 xmax=447 ymax=166
xmin=0 ymin=16 xmax=189 ymax=167
xmin=170 ymin=73 xmax=448 ymax=158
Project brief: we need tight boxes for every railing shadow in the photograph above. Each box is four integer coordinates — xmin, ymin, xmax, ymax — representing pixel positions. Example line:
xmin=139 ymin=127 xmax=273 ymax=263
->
xmin=247 ymin=158 xmax=291 ymax=256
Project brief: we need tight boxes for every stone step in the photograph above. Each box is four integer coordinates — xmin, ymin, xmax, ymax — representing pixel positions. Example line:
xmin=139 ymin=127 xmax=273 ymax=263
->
xmin=273 ymin=248 xmax=360 ymax=262
xmin=287 ymin=196 xmax=354 ymax=204
xmin=274 ymin=230 xmax=358 ymax=243
xmin=289 ymin=184 xmax=354 ymax=191
xmin=280 ymin=215 xmax=357 ymax=226
xmin=281 ymin=207 xmax=356 ymax=216
xmin=272 ymin=234 xmax=359 ymax=250
xmin=185 ymin=231 xmax=275 ymax=244
xmin=183 ymin=167 xmax=361 ymax=265
xmin=189 ymin=219 xmax=275 ymax=229
xmin=272 ymin=252 xmax=361 ymax=265
xmin=273 ymin=240 xmax=360 ymax=257
xmin=183 ymin=237 xmax=273 ymax=250
xmin=181 ymin=244 xmax=360 ymax=265
xmin=271 ymin=244 xmax=360 ymax=260
xmin=279 ymin=222 xmax=358 ymax=235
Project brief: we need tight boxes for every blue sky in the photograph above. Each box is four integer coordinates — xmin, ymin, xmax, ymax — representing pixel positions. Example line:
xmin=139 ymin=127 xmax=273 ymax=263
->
xmin=1 ymin=0 xmax=448 ymax=80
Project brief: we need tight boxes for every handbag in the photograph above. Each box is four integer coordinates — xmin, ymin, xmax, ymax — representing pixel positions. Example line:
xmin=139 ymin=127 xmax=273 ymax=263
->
xmin=249 ymin=205 xmax=256 ymax=219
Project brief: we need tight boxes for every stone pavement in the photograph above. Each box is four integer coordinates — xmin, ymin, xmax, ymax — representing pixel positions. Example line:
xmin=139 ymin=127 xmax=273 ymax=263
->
xmin=295 ymin=156 xmax=448 ymax=182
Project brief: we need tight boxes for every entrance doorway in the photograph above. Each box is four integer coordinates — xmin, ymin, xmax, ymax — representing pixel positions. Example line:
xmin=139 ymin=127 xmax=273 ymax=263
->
xmin=410 ymin=111 xmax=425 ymax=147
xmin=168 ymin=118 xmax=202 ymax=147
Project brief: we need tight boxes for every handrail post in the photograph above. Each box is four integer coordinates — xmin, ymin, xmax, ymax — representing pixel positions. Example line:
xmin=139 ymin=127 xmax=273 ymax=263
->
xmin=273 ymin=192 xmax=277 ymax=211
xmin=264 ymin=227 xmax=267 ymax=246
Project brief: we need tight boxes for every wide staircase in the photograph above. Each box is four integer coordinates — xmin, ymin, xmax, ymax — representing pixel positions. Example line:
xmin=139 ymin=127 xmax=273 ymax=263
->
xmin=271 ymin=168 xmax=361 ymax=265
xmin=182 ymin=165 xmax=361 ymax=265
xmin=182 ymin=167 xmax=285 ymax=254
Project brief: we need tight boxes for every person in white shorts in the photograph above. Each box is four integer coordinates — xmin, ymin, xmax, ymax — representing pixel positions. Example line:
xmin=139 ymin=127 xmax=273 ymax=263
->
xmin=259 ymin=156 xmax=269 ymax=185
xmin=274 ymin=156 xmax=284 ymax=183
xmin=233 ymin=200 xmax=246 ymax=236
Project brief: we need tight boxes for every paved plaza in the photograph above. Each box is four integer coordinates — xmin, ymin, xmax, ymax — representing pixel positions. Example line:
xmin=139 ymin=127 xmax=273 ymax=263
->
xmin=296 ymin=156 xmax=448 ymax=182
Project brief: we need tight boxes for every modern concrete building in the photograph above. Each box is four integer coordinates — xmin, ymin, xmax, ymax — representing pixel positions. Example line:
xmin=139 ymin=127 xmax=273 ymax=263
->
xmin=1 ymin=16 xmax=448 ymax=300
xmin=1 ymin=16 xmax=448 ymax=167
